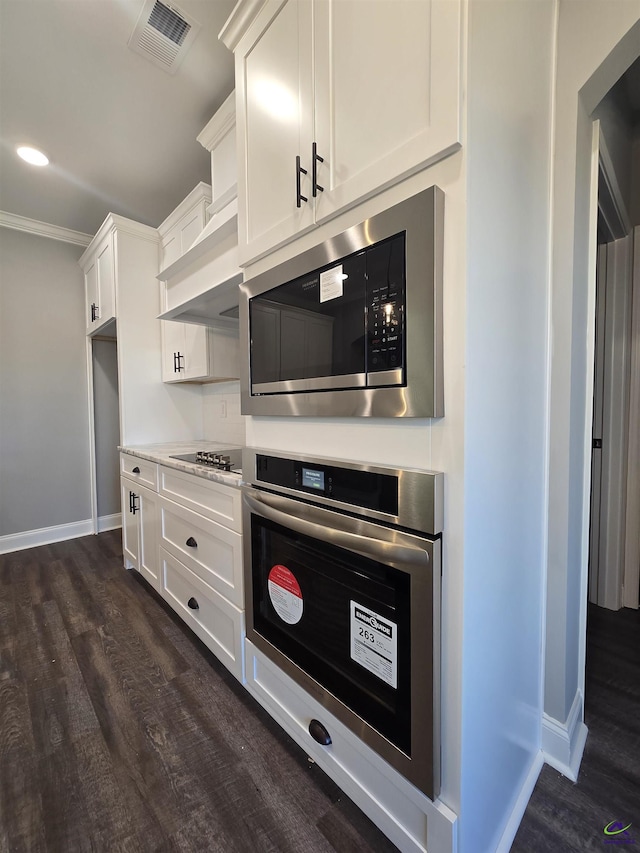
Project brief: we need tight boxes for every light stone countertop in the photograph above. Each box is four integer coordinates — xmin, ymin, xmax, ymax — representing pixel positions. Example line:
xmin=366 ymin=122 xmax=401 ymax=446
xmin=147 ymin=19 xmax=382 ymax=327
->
xmin=119 ymin=441 xmax=244 ymax=488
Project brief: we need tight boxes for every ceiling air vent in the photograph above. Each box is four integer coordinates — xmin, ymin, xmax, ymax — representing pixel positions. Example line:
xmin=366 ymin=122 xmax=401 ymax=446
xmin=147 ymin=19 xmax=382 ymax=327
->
xmin=128 ymin=0 xmax=201 ymax=74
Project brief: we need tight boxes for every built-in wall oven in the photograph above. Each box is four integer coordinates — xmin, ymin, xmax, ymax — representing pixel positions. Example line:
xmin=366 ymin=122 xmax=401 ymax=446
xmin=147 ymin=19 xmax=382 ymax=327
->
xmin=240 ymin=186 xmax=444 ymax=418
xmin=242 ymin=448 xmax=443 ymax=799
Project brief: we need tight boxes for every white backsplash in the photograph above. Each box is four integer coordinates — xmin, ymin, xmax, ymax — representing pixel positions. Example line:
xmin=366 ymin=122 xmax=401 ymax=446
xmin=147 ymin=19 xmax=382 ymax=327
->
xmin=202 ymin=381 xmax=246 ymax=446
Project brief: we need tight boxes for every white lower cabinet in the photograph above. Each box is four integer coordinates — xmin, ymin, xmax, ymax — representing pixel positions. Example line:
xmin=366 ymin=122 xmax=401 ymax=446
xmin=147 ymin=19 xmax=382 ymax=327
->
xmin=160 ymin=546 xmax=244 ymax=682
xmin=121 ymin=478 xmax=161 ymax=592
xmin=245 ymin=641 xmax=456 ymax=853
xmin=120 ymin=455 xmax=245 ymax=680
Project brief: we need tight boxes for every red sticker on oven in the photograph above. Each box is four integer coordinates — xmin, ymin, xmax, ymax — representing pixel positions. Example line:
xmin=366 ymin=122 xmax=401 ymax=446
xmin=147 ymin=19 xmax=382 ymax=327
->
xmin=268 ymin=565 xmax=303 ymax=624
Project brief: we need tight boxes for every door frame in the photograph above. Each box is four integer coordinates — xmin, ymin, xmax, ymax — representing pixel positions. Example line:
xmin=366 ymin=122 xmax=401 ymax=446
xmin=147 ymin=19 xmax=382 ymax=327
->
xmin=623 ymin=229 xmax=640 ymax=609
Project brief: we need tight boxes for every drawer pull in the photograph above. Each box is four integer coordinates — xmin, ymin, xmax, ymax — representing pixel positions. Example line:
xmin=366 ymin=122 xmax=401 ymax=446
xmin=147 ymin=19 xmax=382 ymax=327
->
xmin=309 ymin=719 xmax=332 ymax=746
xmin=132 ymin=466 xmax=140 ymax=474
xmin=186 ymin=536 xmax=198 ymax=548
xmin=187 ymin=597 xmax=199 ymax=610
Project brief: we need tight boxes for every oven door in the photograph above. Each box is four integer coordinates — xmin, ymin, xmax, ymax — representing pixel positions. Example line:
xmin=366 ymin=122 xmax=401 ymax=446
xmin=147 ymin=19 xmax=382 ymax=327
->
xmin=242 ymin=486 xmax=440 ymax=799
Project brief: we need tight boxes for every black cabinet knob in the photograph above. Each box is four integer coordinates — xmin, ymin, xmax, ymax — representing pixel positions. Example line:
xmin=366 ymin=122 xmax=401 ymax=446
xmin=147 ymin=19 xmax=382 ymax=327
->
xmin=132 ymin=466 xmax=140 ymax=474
xmin=187 ymin=597 xmax=199 ymax=610
xmin=186 ymin=536 xmax=197 ymax=548
xmin=309 ymin=719 xmax=332 ymax=746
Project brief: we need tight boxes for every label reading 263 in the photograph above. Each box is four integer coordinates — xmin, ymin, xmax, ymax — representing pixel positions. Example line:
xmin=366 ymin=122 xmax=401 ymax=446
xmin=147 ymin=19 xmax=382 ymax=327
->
xmin=350 ymin=601 xmax=397 ymax=689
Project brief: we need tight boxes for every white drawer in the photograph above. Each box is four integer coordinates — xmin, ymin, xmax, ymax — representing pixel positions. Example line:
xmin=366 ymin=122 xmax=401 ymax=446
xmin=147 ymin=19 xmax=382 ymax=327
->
xmin=159 ymin=466 xmax=241 ymax=532
xmin=120 ymin=454 xmax=158 ymax=490
xmin=244 ymin=641 xmax=456 ymax=853
xmin=159 ymin=496 xmax=243 ymax=607
xmin=160 ymin=547 xmax=244 ymax=683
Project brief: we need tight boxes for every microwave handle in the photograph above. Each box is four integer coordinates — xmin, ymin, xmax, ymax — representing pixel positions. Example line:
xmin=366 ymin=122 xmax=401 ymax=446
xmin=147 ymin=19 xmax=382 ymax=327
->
xmin=243 ymin=489 xmax=429 ymax=569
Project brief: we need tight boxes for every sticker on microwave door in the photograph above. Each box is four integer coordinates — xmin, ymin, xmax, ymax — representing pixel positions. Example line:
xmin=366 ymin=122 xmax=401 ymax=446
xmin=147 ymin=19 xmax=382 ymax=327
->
xmin=268 ymin=565 xmax=303 ymax=624
xmin=319 ymin=266 xmax=344 ymax=303
xmin=350 ymin=601 xmax=397 ymax=688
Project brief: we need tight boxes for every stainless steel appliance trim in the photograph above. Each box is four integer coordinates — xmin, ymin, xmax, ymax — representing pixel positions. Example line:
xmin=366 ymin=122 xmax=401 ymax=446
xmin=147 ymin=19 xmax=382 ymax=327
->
xmin=244 ymin=488 xmax=430 ymax=569
xmin=252 ymin=372 xmax=367 ymax=395
xmin=240 ymin=185 xmax=444 ymax=418
xmin=243 ymin=448 xmax=444 ymax=536
xmin=366 ymin=368 xmax=403 ymax=387
xmin=242 ymin=486 xmax=441 ymax=799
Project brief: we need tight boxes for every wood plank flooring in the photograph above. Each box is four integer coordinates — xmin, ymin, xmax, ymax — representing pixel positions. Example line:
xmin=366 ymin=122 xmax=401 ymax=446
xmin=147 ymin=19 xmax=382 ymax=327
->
xmin=2 ymin=532 xmax=638 ymax=852
xmin=0 ymin=531 xmax=397 ymax=853
xmin=512 ymin=603 xmax=640 ymax=851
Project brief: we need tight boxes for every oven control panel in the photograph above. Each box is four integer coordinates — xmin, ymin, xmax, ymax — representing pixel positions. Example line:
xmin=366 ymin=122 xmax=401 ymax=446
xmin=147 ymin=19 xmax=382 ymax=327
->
xmin=255 ymin=454 xmax=398 ymax=516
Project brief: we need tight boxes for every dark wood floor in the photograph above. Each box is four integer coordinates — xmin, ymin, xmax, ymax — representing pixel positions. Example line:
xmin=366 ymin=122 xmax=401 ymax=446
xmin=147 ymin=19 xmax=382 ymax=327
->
xmin=2 ymin=533 xmax=638 ymax=852
xmin=0 ymin=531 xmax=397 ymax=853
xmin=512 ymin=602 xmax=640 ymax=851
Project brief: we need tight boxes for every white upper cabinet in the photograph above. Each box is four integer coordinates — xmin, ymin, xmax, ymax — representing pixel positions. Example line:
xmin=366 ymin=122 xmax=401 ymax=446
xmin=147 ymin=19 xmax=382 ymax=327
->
xmin=159 ymin=183 xmax=212 ymax=269
xmin=81 ymin=231 xmax=116 ymax=334
xmin=225 ymin=0 xmax=462 ymax=266
xmin=238 ymin=0 xmax=314 ymax=263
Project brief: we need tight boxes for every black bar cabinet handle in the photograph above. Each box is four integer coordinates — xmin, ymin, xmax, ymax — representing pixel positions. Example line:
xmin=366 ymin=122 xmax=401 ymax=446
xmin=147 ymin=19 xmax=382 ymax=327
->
xmin=129 ymin=490 xmax=133 ymax=513
xmin=186 ymin=536 xmax=198 ymax=548
xmin=309 ymin=719 xmax=332 ymax=746
xmin=132 ymin=494 xmax=139 ymax=515
xmin=312 ymin=142 xmax=324 ymax=197
xmin=187 ymin=597 xmax=199 ymax=610
xmin=91 ymin=302 xmax=98 ymax=322
xmin=132 ymin=466 xmax=140 ymax=474
xmin=296 ymin=155 xmax=308 ymax=207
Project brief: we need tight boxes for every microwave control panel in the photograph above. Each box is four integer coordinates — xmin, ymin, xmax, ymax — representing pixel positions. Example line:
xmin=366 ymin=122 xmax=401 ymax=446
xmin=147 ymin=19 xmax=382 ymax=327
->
xmin=366 ymin=234 xmax=405 ymax=374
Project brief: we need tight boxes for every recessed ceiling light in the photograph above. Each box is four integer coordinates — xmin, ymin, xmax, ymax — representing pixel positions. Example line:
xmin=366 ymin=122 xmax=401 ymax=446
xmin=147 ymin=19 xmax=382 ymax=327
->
xmin=17 ymin=146 xmax=49 ymax=167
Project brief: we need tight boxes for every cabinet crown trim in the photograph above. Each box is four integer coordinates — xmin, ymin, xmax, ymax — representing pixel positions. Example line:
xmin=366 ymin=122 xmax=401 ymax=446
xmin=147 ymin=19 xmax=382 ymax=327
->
xmin=197 ymin=91 xmax=236 ymax=152
xmin=79 ymin=213 xmax=159 ymax=266
xmin=218 ymin=0 xmax=267 ymax=51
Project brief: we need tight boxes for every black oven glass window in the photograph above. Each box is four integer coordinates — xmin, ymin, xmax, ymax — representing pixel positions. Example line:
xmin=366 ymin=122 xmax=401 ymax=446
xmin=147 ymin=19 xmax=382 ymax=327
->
xmin=251 ymin=514 xmax=412 ymax=755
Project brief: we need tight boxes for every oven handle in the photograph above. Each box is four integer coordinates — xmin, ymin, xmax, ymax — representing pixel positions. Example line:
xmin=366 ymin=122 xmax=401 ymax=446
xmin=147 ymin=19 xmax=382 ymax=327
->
xmin=243 ymin=489 xmax=429 ymax=568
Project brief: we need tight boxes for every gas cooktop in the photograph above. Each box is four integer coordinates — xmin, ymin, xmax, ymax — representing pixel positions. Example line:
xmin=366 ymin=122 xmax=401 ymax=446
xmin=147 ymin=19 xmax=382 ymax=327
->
xmin=169 ymin=448 xmax=243 ymax=474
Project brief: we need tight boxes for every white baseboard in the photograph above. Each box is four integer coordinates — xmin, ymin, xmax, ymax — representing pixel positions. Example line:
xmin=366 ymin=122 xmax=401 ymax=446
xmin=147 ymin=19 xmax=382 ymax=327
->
xmin=0 ymin=515 xmax=122 ymax=554
xmin=0 ymin=519 xmax=94 ymax=554
xmin=97 ymin=513 xmax=122 ymax=533
xmin=541 ymin=690 xmax=588 ymax=781
xmin=495 ymin=750 xmax=544 ymax=853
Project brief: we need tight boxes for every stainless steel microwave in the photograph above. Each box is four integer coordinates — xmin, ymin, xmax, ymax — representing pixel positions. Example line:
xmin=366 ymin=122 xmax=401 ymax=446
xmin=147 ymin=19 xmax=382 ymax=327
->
xmin=240 ymin=186 xmax=444 ymax=418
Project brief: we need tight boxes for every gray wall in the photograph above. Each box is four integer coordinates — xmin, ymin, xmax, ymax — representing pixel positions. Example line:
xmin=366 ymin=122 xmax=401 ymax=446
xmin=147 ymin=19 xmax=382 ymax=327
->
xmin=0 ymin=227 xmax=91 ymax=537
xmin=92 ymin=338 xmax=120 ymax=521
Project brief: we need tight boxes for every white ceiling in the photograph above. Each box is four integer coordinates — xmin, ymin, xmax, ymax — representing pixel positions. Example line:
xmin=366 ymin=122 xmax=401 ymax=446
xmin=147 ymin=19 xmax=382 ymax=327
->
xmin=0 ymin=0 xmax=236 ymax=237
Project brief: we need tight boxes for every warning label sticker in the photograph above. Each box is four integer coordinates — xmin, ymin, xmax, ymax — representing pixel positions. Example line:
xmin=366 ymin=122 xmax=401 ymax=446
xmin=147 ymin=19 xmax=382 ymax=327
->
xmin=350 ymin=601 xmax=397 ymax=688
xmin=268 ymin=565 xmax=303 ymax=625
xmin=319 ymin=265 xmax=344 ymax=303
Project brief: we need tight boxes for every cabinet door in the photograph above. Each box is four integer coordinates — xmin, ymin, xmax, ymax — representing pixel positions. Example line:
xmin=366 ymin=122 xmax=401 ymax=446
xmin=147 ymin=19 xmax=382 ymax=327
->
xmin=237 ymin=0 xmax=314 ymax=264
xmin=85 ymin=260 xmax=99 ymax=333
xmin=121 ymin=479 xmax=139 ymax=569
xmin=161 ymin=320 xmax=186 ymax=382
xmin=313 ymin=0 xmax=461 ymax=223
xmin=96 ymin=238 xmax=115 ymax=324
xmin=138 ymin=485 xmax=160 ymax=591
xmin=182 ymin=324 xmax=210 ymax=380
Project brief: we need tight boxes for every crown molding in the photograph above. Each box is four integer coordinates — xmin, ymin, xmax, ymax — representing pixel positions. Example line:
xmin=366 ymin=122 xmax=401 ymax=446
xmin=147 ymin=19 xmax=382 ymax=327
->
xmin=197 ymin=91 xmax=236 ymax=152
xmin=218 ymin=0 xmax=268 ymax=51
xmin=0 ymin=210 xmax=92 ymax=246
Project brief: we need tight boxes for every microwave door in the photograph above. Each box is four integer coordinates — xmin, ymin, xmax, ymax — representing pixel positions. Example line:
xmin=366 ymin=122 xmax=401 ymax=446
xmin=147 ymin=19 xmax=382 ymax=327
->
xmin=250 ymin=251 xmax=367 ymax=394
